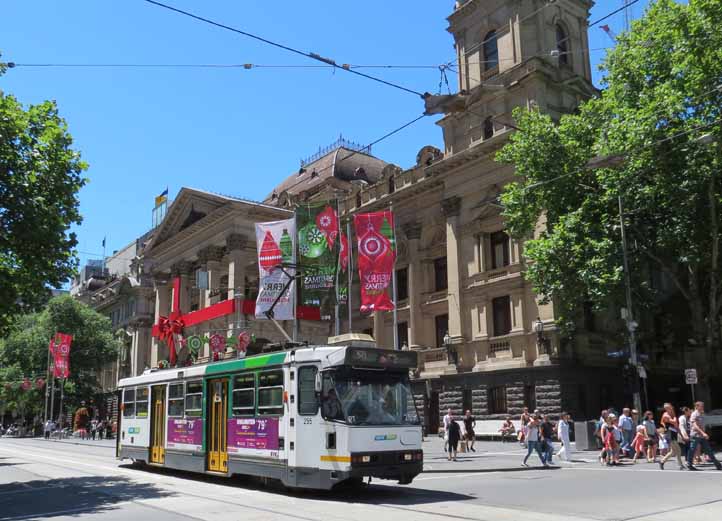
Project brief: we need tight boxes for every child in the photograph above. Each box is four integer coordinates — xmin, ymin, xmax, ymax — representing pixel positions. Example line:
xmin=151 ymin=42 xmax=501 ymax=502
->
xmin=631 ymin=425 xmax=647 ymax=463
xmin=657 ymin=426 xmax=669 ymax=457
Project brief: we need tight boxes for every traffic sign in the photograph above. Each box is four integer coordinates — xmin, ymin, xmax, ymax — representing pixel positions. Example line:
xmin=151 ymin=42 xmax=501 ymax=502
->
xmin=685 ymin=368 xmax=698 ymax=385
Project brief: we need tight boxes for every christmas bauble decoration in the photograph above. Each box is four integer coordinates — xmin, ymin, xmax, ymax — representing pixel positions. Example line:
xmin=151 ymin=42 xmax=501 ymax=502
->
xmin=187 ymin=335 xmax=203 ymax=355
xmin=209 ymin=334 xmax=226 ymax=353
xmin=298 ymin=224 xmax=327 ymax=259
xmin=259 ymin=230 xmax=282 ymax=272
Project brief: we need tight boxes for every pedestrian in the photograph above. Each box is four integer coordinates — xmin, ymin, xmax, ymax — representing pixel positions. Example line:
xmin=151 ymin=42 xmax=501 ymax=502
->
xmin=522 ymin=415 xmax=547 ymax=467
xmin=678 ymin=406 xmax=692 ymax=461
xmin=463 ymin=410 xmax=476 ymax=452
xmin=631 ymin=425 xmax=647 ymax=463
xmin=499 ymin=417 xmax=515 ymax=443
xmin=619 ymin=408 xmax=635 ymax=457
xmin=686 ymin=401 xmax=722 ymax=471
xmin=604 ymin=415 xmax=621 ymax=466
xmin=598 ymin=414 xmax=612 ymax=465
xmin=519 ymin=407 xmax=531 ymax=446
xmin=557 ymin=412 xmax=572 ymax=462
xmin=595 ymin=410 xmax=609 ymax=449
xmin=442 ymin=408 xmax=453 ymax=452
xmin=659 ymin=403 xmax=684 ymax=470
xmin=43 ymin=419 xmax=53 ymax=440
xmin=90 ymin=418 xmax=98 ymax=441
xmin=643 ymin=411 xmax=658 ymax=462
xmin=540 ymin=414 xmax=556 ymax=464
xmin=446 ymin=413 xmax=461 ymax=461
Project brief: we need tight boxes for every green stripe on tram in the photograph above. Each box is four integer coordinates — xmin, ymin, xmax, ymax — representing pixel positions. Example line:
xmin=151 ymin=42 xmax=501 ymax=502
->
xmin=204 ymin=352 xmax=287 ymax=375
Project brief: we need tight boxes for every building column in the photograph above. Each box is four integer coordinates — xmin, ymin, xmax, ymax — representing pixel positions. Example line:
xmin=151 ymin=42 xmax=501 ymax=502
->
xmin=441 ymin=196 xmax=464 ymax=344
xmin=199 ymin=246 xmax=226 ymax=309
xmin=151 ymin=275 xmax=171 ymax=368
xmin=403 ymin=221 xmax=423 ymax=348
xmin=373 ymin=312 xmax=385 ymax=348
xmin=171 ymin=260 xmax=194 ymax=314
xmin=226 ymin=233 xmax=248 ymax=301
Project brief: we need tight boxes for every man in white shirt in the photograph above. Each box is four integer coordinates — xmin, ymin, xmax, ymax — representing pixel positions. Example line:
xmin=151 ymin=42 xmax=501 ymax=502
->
xmin=443 ymin=409 xmax=453 ymax=452
xmin=618 ymin=408 xmax=635 ymax=457
xmin=557 ymin=412 xmax=573 ymax=462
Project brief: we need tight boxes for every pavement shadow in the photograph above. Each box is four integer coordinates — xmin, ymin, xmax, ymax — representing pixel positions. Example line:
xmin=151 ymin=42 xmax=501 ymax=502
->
xmin=422 ymin=465 xmax=561 ymax=474
xmin=120 ymin=463 xmax=475 ymax=506
xmin=0 ymin=475 xmax=176 ymax=520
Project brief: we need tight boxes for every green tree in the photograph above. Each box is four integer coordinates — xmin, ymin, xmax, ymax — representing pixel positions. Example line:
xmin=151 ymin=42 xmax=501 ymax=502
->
xmin=0 ymin=59 xmax=87 ymax=334
xmin=0 ymin=296 xmax=121 ymax=421
xmin=497 ymin=1 xmax=722 ymax=371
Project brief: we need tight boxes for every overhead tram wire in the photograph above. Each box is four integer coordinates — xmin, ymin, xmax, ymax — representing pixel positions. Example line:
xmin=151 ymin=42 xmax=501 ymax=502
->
xmin=11 ymin=62 xmax=445 ymax=70
xmin=142 ymin=0 xmax=425 ymax=98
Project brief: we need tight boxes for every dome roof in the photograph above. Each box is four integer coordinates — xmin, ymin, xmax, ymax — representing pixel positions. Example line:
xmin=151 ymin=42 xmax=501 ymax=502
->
xmin=265 ymin=146 xmax=388 ymax=205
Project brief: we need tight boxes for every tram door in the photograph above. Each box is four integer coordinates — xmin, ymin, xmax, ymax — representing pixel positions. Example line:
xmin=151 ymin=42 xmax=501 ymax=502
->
xmin=150 ymin=385 xmax=166 ymax=464
xmin=207 ymin=379 xmax=228 ymax=472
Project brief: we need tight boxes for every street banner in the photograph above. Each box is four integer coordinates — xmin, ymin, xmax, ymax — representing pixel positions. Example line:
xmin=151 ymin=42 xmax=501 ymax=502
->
xmin=354 ymin=211 xmax=396 ymax=313
xmin=337 ymin=230 xmax=350 ymax=315
xmin=255 ymin=218 xmax=296 ymax=320
xmin=296 ymin=202 xmax=339 ymax=320
xmin=51 ymin=332 xmax=73 ymax=378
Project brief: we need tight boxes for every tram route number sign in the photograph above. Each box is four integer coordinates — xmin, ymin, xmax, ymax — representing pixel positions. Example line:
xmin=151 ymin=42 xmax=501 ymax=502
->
xmin=685 ymin=368 xmax=698 ymax=385
xmin=345 ymin=347 xmax=417 ymax=369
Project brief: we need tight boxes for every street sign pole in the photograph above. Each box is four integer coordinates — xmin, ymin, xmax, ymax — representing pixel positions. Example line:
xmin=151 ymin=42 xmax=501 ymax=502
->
xmin=685 ymin=368 xmax=698 ymax=403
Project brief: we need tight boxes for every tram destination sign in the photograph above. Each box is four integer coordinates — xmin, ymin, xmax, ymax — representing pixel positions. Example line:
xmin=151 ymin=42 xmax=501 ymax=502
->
xmin=345 ymin=347 xmax=417 ymax=369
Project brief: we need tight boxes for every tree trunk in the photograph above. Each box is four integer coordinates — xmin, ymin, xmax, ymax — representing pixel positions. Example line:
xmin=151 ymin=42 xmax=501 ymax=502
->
xmin=707 ymin=163 xmax=720 ymax=368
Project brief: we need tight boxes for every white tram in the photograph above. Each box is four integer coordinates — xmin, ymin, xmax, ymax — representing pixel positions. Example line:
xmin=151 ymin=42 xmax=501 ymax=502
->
xmin=116 ymin=340 xmax=423 ymax=489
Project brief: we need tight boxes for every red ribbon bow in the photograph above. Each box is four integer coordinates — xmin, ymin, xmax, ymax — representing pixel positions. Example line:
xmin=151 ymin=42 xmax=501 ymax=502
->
xmin=158 ymin=313 xmax=184 ymax=366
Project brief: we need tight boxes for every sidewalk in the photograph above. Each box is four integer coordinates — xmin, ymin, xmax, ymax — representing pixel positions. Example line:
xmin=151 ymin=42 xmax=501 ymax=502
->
xmin=31 ymin=436 xmax=116 ymax=448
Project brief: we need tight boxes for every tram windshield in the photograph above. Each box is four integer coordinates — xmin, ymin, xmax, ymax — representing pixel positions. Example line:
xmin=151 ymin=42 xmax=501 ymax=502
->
xmin=320 ymin=368 xmax=419 ymax=426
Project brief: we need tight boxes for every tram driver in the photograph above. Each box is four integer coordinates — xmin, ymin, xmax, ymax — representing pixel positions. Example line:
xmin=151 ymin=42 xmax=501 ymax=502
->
xmin=321 ymin=388 xmax=345 ymax=421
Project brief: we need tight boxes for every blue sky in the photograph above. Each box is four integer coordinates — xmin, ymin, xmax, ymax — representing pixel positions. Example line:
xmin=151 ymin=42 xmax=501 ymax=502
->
xmin=1 ymin=0 xmax=649 ymax=269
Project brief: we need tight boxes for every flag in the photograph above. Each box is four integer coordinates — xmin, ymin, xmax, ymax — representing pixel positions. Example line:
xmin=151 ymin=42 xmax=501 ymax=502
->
xmin=52 ymin=332 xmax=73 ymax=379
xmin=336 ymin=230 xmax=349 ymax=314
xmin=155 ymin=187 xmax=168 ymax=207
xmin=296 ymin=202 xmax=339 ymax=320
xmin=354 ymin=211 xmax=396 ymax=313
xmin=255 ymin=218 xmax=296 ymax=320
xmin=101 ymin=237 xmax=106 ymax=248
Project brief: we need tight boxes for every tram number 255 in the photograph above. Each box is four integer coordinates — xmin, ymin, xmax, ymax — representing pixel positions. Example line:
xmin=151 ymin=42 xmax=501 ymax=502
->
xmin=303 ymin=418 xmax=313 ymax=425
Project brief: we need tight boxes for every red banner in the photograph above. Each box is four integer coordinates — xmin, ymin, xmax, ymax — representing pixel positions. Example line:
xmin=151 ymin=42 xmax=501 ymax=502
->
xmin=51 ymin=333 xmax=73 ymax=378
xmin=354 ymin=211 xmax=396 ymax=313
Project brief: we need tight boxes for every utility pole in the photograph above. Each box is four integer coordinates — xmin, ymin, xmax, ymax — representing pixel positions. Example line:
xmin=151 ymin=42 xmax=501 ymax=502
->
xmin=618 ymin=195 xmax=643 ymax=415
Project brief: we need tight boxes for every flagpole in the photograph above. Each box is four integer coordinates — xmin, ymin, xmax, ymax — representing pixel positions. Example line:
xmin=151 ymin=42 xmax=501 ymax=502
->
xmin=347 ymin=219 xmax=353 ymax=333
xmin=44 ymin=339 xmax=51 ymax=424
xmin=59 ymin=378 xmax=65 ymax=430
xmin=50 ymin=376 xmax=56 ymax=423
xmin=390 ymin=202 xmax=399 ymax=351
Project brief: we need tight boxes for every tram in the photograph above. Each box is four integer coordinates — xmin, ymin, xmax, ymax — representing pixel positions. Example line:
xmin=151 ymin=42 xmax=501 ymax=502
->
xmin=116 ymin=339 xmax=423 ymax=489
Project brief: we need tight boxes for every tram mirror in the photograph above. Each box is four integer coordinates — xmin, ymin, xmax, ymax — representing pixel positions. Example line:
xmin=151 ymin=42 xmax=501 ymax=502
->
xmin=314 ymin=372 xmax=322 ymax=393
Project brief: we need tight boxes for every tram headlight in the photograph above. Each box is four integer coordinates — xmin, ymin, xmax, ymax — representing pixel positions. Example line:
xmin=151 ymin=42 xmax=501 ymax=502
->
xmin=403 ymin=453 xmax=413 ymax=461
xmin=362 ymin=455 xmax=371 ymax=463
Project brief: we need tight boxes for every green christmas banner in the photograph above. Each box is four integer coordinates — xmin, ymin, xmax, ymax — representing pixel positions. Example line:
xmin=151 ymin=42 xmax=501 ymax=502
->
xmin=297 ymin=202 xmax=340 ymax=320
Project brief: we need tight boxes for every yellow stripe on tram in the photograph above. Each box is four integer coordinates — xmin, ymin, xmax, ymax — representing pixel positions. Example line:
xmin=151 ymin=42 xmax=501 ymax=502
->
xmin=320 ymin=455 xmax=351 ymax=463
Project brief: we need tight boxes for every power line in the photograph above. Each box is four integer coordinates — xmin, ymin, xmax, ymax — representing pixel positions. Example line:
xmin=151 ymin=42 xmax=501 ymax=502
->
xmin=10 ymin=62 xmax=444 ymax=70
xmin=590 ymin=0 xmax=642 ymax=28
xmin=142 ymin=0 xmax=426 ymax=98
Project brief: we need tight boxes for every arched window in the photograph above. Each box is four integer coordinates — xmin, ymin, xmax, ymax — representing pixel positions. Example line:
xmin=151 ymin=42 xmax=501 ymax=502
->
xmin=483 ymin=30 xmax=499 ymax=71
xmin=388 ymin=176 xmax=395 ymax=194
xmin=483 ymin=117 xmax=494 ymax=140
xmin=556 ymin=25 xmax=569 ymax=66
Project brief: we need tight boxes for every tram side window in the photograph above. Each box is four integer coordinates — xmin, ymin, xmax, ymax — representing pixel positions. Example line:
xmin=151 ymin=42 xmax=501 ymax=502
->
xmin=298 ymin=366 xmax=318 ymax=415
xmin=123 ymin=388 xmax=135 ymax=418
xmin=168 ymin=383 xmax=184 ymax=417
xmin=185 ymin=381 xmax=203 ymax=417
xmin=232 ymin=373 xmax=255 ymax=416
xmin=258 ymin=370 xmax=284 ymax=416
xmin=135 ymin=386 xmax=149 ymax=418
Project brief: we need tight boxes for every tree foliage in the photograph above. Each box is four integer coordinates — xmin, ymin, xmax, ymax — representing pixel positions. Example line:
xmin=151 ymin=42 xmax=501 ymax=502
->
xmin=0 ymin=296 xmax=121 ymax=419
xmin=0 ymin=63 xmax=87 ymax=333
xmin=497 ymin=0 xmax=722 ymax=360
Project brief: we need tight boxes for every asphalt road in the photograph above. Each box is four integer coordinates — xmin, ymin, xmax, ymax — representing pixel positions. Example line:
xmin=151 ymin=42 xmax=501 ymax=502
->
xmin=2 ymin=437 xmax=722 ymax=521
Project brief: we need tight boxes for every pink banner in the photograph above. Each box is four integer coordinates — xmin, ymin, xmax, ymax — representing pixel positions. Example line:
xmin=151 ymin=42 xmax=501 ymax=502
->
xmin=354 ymin=211 xmax=396 ymax=313
xmin=52 ymin=333 xmax=72 ymax=379
xmin=227 ymin=417 xmax=279 ymax=451
xmin=167 ymin=418 xmax=203 ymax=449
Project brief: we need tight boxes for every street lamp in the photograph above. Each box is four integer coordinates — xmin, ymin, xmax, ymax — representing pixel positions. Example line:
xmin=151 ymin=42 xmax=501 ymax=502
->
xmin=534 ymin=317 xmax=547 ymax=355
xmin=443 ymin=331 xmax=457 ymax=365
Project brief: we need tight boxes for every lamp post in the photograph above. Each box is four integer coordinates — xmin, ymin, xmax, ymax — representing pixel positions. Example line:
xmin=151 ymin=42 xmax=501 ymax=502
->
xmin=534 ymin=317 xmax=546 ymax=355
xmin=443 ymin=331 xmax=456 ymax=365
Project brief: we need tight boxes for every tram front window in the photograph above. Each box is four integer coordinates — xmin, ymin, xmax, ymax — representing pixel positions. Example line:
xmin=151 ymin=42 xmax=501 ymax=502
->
xmin=321 ymin=369 xmax=419 ymax=426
